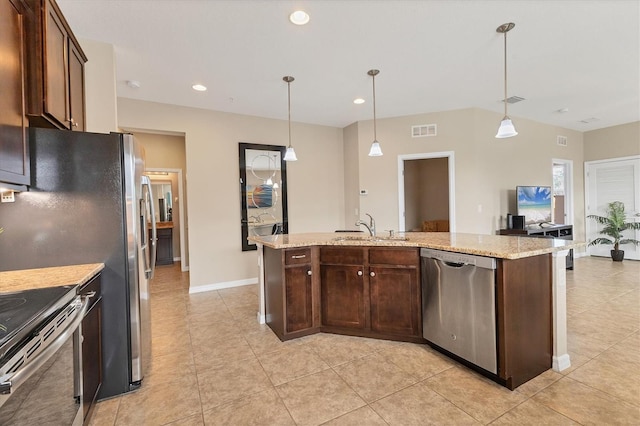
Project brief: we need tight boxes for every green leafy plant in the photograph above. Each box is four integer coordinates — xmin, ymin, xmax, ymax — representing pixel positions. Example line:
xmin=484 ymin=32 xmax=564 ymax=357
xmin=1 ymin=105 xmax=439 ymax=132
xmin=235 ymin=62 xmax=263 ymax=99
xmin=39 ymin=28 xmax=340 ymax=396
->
xmin=587 ymin=201 xmax=640 ymax=252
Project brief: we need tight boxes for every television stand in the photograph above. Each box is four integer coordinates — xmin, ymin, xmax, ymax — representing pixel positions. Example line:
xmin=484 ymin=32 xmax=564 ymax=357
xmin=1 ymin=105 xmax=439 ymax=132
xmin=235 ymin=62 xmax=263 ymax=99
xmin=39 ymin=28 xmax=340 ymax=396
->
xmin=499 ymin=224 xmax=574 ymax=269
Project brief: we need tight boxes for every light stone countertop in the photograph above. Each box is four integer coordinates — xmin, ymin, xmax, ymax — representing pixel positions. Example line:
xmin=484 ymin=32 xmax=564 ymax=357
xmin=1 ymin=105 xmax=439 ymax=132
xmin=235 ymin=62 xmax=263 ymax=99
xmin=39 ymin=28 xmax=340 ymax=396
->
xmin=0 ymin=263 xmax=104 ymax=292
xmin=248 ymin=232 xmax=585 ymax=260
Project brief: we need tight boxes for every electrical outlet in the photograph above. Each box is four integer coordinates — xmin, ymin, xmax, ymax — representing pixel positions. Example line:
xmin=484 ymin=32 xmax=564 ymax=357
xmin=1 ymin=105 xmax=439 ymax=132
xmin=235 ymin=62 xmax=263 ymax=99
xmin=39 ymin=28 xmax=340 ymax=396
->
xmin=1 ymin=191 xmax=15 ymax=203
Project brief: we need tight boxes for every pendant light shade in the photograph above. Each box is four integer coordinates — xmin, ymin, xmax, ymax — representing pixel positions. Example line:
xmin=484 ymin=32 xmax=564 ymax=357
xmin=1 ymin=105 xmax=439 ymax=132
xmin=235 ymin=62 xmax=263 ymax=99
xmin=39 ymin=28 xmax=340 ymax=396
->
xmin=283 ymin=76 xmax=298 ymax=161
xmin=367 ymin=69 xmax=383 ymax=156
xmin=495 ymin=23 xmax=518 ymax=139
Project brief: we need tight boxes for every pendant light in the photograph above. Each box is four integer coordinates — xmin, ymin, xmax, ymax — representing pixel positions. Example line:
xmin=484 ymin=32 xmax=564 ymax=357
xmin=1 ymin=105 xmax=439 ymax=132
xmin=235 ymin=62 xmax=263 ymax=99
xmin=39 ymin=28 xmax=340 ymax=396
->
xmin=495 ymin=22 xmax=518 ymax=139
xmin=282 ymin=76 xmax=298 ymax=161
xmin=367 ymin=69 xmax=383 ymax=156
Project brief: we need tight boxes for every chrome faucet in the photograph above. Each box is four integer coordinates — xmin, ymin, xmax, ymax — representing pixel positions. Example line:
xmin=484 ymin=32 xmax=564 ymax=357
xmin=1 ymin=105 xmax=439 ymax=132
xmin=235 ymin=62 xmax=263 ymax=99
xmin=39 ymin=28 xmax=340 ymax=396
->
xmin=355 ymin=213 xmax=376 ymax=236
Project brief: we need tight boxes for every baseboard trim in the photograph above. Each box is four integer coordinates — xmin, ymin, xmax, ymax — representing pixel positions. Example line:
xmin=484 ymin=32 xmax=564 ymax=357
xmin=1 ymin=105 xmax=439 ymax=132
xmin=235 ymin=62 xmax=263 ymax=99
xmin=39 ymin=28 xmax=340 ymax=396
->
xmin=189 ymin=277 xmax=258 ymax=294
xmin=552 ymin=354 xmax=571 ymax=372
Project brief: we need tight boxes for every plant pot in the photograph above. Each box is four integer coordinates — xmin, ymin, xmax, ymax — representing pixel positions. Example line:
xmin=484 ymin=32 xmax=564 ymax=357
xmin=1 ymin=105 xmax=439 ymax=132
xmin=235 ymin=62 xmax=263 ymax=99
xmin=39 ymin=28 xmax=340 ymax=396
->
xmin=611 ymin=249 xmax=625 ymax=262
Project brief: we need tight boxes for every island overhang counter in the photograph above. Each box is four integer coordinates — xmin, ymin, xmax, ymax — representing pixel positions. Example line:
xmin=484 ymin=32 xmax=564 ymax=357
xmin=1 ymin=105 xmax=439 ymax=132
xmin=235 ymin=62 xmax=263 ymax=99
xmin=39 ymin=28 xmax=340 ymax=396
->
xmin=248 ymin=231 xmax=585 ymax=389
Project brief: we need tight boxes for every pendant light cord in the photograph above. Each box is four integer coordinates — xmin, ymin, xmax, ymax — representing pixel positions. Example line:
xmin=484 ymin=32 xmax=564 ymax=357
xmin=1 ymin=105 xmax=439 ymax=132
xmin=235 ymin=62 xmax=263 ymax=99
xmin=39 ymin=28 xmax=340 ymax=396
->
xmin=287 ymin=80 xmax=292 ymax=148
xmin=372 ymin=73 xmax=377 ymax=140
xmin=503 ymin=30 xmax=508 ymax=118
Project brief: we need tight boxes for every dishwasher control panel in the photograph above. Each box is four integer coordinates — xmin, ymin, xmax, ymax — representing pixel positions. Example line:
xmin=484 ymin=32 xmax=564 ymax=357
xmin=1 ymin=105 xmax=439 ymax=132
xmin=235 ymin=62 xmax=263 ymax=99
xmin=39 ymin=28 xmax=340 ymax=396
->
xmin=420 ymin=248 xmax=496 ymax=270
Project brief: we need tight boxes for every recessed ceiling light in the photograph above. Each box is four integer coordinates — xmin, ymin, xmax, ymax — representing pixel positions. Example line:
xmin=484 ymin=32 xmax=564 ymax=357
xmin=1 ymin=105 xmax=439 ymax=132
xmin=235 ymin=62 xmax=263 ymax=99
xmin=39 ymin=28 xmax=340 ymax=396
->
xmin=192 ymin=84 xmax=207 ymax=92
xmin=126 ymin=80 xmax=141 ymax=89
xmin=289 ymin=10 xmax=310 ymax=25
xmin=353 ymin=98 xmax=365 ymax=104
xmin=557 ymin=107 xmax=569 ymax=113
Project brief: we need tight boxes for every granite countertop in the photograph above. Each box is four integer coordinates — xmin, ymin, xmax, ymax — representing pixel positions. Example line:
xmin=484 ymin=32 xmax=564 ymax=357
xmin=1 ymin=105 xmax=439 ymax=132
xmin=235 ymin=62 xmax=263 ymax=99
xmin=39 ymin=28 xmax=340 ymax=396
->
xmin=248 ymin=232 xmax=585 ymax=260
xmin=0 ymin=263 xmax=104 ymax=292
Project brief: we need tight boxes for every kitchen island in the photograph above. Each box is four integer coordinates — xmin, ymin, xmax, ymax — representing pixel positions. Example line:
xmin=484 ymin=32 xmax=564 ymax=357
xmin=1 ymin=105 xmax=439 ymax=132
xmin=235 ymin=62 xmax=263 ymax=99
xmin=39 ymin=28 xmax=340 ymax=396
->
xmin=248 ymin=232 xmax=584 ymax=389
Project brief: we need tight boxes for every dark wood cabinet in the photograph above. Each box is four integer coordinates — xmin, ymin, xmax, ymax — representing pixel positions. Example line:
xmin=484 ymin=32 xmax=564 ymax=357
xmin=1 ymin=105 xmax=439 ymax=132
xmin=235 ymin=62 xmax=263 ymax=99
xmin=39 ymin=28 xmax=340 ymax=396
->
xmin=0 ymin=0 xmax=31 ymax=188
xmin=499 ymin=225 xmax=573 ymax=269
xmin=496 ymin=255 xmax=552 ymax=389
xmin=369 ymin=248 xmax=421 ymax=337
xmin=284 ymin=264 xmax=313 ymax=333
xmin=320 ymin=246 xmax=422 ymax=341
xmin=26 ymin=0 xmax=87 ymax=131
xmin=321 ymin=263 xmax=367 ymax=329
xmin=78 ymin=273 xmax=103 ymax=423
xmin=264 ymin=247 xmax=319 ymax=340
xmin=155 ymin=227 xmax=174 ymax=265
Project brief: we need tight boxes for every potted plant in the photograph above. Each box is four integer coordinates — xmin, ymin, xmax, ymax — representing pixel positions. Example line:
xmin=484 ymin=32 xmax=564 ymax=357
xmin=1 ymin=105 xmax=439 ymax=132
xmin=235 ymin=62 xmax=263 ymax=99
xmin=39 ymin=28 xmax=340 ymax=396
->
xmin=587 ymin=201 xmax=640 ymax=261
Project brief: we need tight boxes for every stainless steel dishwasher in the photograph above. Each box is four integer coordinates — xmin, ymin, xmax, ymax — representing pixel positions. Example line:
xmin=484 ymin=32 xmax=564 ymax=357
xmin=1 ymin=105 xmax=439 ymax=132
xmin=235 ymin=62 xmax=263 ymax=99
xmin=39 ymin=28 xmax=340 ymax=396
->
xmin=421 ymin=248 xmax=497 ymax=374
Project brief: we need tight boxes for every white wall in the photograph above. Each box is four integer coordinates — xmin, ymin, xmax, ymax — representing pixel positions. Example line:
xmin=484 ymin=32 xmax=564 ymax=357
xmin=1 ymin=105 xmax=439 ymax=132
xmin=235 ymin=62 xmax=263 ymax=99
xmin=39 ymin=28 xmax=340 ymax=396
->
xmin=356 ymin=108 xmax=586 ymax=240
xmin=117 ymin=98 xmax=344 ymax=290
xmin=78 ymin=38 xmax=117 ymax=133
xmin=584 ymin=121 xmax=640 ymax=161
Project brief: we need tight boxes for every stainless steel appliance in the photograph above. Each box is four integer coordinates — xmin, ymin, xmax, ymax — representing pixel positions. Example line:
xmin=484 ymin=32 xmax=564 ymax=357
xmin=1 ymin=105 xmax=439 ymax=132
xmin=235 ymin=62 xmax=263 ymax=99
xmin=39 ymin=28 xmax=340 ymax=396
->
xmin=0 ymin=128 xmax=156 ymax=399
xmin=0 ymin=286 xmax=91 ymax=425
xmin=421 ymin=248 xmax=497 ymax=373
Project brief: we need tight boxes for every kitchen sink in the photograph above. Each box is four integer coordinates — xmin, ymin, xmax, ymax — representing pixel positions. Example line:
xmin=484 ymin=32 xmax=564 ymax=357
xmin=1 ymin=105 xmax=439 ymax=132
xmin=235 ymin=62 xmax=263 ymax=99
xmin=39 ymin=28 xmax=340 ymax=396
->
xmin=332 ymin=235 xmax=409 ymax=242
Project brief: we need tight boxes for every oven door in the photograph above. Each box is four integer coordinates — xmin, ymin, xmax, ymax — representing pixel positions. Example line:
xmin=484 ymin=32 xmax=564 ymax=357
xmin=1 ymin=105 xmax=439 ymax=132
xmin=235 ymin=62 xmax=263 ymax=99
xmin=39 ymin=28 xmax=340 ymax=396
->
xmin=0 ymin=295 xmax=89 ymax=425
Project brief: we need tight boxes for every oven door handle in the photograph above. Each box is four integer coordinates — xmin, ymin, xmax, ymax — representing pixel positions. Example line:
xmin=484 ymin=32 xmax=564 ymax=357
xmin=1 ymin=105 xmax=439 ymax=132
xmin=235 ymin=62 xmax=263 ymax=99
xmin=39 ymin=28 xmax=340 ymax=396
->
xmin=0 ymin=295 xmax=90 ymax=403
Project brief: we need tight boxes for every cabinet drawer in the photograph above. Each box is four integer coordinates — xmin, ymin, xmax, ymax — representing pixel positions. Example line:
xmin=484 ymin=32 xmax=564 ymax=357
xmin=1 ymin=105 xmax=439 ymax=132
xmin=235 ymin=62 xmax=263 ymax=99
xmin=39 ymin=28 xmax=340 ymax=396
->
xmin=285 ymin=248 xmax=311 ymax=265
xmin=320 ymin=247 xmax=364 ymax=265
xmin=369 ymin=248 xmax=419 ymax=266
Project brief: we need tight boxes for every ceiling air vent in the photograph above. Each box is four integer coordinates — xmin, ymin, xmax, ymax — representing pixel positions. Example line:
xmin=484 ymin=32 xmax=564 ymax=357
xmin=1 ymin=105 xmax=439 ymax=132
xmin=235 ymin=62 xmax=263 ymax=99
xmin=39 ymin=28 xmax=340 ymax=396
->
xmin=411 ymin=124 xmax=437 ymax=138
xmin=504 ymin=96 xmax=525 ymax=104
xmin=557 ymin=135 xmax=568 ymax=147
xmin=579 ymin=117 xmax=600 ymax=124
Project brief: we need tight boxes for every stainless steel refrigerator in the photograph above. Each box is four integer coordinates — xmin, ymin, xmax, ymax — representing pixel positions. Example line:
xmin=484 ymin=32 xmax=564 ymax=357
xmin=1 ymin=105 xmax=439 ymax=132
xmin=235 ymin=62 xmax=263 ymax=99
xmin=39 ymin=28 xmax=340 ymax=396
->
xmin=0 ymin=127 xmax=156 ymax=398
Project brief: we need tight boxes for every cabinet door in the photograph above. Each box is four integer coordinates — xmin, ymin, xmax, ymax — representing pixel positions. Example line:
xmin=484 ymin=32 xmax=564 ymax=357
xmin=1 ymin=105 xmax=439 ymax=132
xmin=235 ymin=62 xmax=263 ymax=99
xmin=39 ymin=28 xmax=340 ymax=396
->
xmin=44 ymin=0 xmax=69 ymax=128
xmin=82 ymin=297 xmax=103 ymax=421
xmin=155 ymin=228 xmax=174 ymax=265
xmin=0 ymin=0 xmax=30 ymax=187
xmin=285 ymin=265 xmax=313 ymax=332
xmin=321 ymin=264 xmax=366 ymax=329
xmin=68 ymin=39 xmax=85 ymax=131
xmin=369 ymin=266 xmax=421 ymax=336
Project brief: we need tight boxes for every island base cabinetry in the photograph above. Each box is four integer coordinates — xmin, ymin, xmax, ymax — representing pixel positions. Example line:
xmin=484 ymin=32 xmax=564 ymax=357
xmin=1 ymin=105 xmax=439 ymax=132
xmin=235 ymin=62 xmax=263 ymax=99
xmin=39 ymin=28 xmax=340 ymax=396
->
xmin=497 ymin=254 xmax=552 ymax=389
xmin=319 ymin=246 xmax=422 ymax=342
xmin=264 ymin=245 xmax=422 ymax=342
xmin=320 ymin=248 xmax=367 ymax=330
xmin=264 ymin=247 xmax=319 ymax=340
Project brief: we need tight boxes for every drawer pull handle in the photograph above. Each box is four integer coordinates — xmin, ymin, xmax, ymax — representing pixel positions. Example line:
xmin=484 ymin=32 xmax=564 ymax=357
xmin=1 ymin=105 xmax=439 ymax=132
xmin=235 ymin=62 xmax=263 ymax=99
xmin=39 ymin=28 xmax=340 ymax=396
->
xmin=307 ymin=270 xmax=312 ymax=276
xmin=357 ymin=271 xmax=363 ymax=276
xmin=370 ymin=271 xmax=376 ymax=277
xmin=291 ymin=254 xmax=306 ymax=259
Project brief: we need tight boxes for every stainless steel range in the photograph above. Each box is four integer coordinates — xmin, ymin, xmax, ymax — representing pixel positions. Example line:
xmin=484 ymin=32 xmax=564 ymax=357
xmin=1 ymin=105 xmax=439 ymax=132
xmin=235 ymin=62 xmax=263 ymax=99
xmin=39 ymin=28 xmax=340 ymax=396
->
xmin=0 ymin=286 xmax=90 ymax=425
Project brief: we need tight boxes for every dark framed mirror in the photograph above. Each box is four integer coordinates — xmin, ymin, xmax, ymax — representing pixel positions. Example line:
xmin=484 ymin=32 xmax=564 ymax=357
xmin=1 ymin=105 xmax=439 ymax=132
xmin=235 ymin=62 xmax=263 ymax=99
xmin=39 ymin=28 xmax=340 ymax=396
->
xmin=239 ymin=143 xmax=289 ymax=251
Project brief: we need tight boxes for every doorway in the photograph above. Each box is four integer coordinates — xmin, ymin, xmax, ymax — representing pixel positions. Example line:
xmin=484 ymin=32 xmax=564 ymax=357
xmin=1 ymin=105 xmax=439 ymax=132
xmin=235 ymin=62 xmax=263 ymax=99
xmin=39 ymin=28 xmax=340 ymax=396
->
xmin=397 ymin=152 xmax=456 ymax=232
xmin=585 ymin=156 xmax=640 ymax=260
xmin=148 ymin=168 xmax=189 ymax=271
xmin=552 ymin=159 xmax=574 ymax=225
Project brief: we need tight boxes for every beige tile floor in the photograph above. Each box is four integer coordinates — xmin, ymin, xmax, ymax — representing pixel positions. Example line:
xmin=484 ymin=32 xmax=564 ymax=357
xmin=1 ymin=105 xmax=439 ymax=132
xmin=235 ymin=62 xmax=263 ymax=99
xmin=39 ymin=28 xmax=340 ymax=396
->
xmin=89 ymin=256 xmax=640 ymax=425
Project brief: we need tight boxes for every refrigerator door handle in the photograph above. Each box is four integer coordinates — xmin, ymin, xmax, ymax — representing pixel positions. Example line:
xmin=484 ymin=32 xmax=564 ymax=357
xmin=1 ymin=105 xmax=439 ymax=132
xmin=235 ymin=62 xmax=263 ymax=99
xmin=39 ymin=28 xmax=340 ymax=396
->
xmin=142 ymin=176 xmax=157 ymax=279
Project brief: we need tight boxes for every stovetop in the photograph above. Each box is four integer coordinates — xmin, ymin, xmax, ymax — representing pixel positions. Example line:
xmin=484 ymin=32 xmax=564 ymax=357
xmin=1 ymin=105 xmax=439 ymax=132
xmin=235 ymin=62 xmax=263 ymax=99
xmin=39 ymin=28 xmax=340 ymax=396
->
xmin=0 ymin=286 xmax=77 ymax=361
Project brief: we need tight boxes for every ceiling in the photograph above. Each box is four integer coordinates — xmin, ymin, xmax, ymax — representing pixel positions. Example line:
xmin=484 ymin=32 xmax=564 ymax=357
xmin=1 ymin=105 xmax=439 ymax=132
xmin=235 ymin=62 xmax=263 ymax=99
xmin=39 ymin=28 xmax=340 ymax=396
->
xmin=56 ymin=0 xmax=639 ymax=132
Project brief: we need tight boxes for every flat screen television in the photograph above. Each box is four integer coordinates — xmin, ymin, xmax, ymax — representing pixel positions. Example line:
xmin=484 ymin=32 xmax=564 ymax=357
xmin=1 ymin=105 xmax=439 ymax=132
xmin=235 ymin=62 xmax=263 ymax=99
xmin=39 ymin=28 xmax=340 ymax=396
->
xmin=516 ymin=186 xmax=552 ymax=225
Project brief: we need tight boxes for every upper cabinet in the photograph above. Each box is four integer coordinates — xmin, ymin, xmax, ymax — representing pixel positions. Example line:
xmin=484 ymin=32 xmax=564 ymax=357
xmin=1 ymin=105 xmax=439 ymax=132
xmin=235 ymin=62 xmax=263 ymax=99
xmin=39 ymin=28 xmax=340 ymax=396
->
xmin=26 ymin=0 xmax=87 ymax=131
xmin=0 ymin=0 xmax=31 ymax=188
